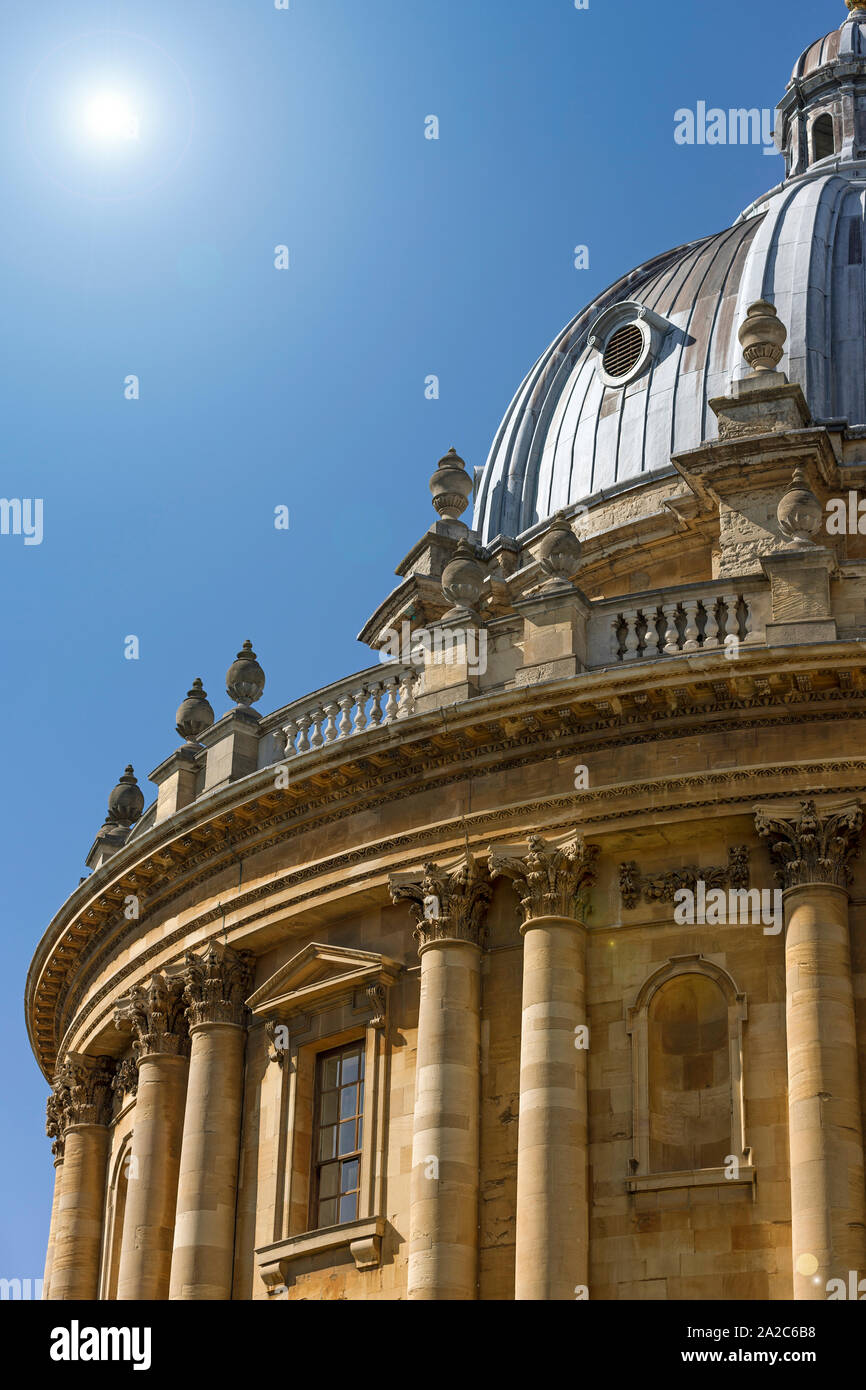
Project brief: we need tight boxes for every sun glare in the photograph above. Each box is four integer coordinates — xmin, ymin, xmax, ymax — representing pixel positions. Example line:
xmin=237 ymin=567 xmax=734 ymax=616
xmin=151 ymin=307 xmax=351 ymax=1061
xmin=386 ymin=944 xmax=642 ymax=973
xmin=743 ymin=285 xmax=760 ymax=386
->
xmin=82 ymin=90 xmax=140 ymax=143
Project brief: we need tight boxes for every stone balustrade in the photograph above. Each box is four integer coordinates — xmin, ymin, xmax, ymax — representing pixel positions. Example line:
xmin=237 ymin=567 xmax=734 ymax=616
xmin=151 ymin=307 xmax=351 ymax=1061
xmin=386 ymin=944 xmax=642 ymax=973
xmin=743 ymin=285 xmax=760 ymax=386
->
xmin=600 ymin=580 xmax=768 ymax=664
xmin=273 ymin=664 xmax=417 ymax=758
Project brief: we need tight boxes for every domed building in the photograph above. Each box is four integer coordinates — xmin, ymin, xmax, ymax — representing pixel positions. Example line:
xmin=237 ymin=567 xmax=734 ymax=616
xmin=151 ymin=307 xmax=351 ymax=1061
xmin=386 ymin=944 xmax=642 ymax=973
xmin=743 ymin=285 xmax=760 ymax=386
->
xmin=28 ymin=4 xmax=866 ymax=1302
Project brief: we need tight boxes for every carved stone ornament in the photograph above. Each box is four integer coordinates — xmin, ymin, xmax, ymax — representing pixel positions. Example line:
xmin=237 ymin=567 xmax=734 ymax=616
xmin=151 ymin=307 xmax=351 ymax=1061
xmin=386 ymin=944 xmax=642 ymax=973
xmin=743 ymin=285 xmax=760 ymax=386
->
xmin=265 ymin=1018 xmax=288 ymax=1068
xmin=777 ymin=468 xmax=823 ymax=546
xmin=114 ymin=972 xmax=190 ymax=1060
xmin=488 ymin=830 xmax=598 ymax=924
xmin=45 ymin=1091 xmax=66 ymax=1158
xmin=619 ymin=846 xmax=750 ymax=910
xmin=738 ymin=299 xmax=787 ymax=374
xmin=754 ymin=799 xmax=863 ymax=890
xmin=167 ymin=940 xmax=254 ymax=1029
xmin=112 ymin=1055 xmax=139 ymax=1101
xmin=50 ymin=1055 xmax=115 ymax=1135
xmin=389 ymin=851 xmax=492 ymax=950
xmin=366 ymin=983 xmax=387 ymax=1029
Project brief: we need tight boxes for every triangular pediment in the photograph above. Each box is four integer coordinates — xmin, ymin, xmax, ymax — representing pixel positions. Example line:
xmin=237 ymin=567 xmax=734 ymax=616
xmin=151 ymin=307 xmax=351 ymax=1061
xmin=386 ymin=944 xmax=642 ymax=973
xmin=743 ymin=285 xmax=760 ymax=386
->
xmin=247 ymin=942 xmax=401 ymax=1019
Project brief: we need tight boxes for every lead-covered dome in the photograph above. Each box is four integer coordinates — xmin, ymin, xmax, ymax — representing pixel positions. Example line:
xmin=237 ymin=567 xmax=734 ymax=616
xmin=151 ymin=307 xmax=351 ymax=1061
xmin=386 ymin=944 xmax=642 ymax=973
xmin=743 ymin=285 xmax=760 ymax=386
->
xmin=792 ymin=3 xmax=866 ymax=80
xmin=474 ymin=5 xmax=866 ymax=545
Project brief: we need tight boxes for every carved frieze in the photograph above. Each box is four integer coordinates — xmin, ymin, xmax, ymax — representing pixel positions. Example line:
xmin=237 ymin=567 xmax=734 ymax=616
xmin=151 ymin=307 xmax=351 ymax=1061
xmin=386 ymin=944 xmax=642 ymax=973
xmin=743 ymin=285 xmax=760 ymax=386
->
xmin=619 ymin=846 xmax=750 ymax=910
xmin=754 ymin=799 xmax=862 ymax=889
xmin=489 ymin=830 xmax=598 ymax=924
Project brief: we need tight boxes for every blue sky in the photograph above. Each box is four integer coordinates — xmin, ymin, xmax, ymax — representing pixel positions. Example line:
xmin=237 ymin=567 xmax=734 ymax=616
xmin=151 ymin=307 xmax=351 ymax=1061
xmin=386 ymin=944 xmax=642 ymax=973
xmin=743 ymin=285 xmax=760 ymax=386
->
xmin=0 ymin=0 xmax=841 ymax=1281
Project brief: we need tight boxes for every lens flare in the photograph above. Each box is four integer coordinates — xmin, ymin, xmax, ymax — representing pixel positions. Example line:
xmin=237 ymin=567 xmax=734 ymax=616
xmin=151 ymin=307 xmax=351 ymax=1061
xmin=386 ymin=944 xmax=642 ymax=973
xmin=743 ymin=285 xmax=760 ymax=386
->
xmin=82 ymin=91 xmax=140 ymax=143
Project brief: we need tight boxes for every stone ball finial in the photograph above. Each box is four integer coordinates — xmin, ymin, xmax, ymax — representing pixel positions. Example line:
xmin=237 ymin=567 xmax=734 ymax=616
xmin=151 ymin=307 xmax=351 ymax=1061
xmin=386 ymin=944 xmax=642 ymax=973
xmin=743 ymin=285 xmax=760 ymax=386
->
xmin=430 ymin=447 xmax=473 ymax=523
xmin=175 ymin=677 xmax=214 ymax=744
xmin=441 ymin=538 xmax=485 ymax=617
xmin=107 ymin=766 xmax=145 ymax=828
xmin=537 ymin=511 xmax=582 ymax=584
xmin=738 ymin=300 xmax=787 ymax=373
xmin=226 ymin=640 xmax=265 ymax=707
xmin=777 ymin=467 xmax=823 ymax=544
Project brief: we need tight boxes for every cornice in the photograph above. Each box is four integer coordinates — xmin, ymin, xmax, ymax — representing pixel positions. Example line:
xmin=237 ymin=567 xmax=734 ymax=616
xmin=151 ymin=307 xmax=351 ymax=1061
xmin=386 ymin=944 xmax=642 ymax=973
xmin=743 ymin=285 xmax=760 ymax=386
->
xmin=25 ymin=646 xmax=866 ymax=1078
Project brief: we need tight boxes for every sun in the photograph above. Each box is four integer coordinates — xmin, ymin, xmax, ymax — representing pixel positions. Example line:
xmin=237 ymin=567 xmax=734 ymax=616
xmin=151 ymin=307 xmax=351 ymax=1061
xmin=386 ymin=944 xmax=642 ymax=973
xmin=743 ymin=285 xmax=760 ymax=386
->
xmin=82 ymin=90 xmax=140 ymax=143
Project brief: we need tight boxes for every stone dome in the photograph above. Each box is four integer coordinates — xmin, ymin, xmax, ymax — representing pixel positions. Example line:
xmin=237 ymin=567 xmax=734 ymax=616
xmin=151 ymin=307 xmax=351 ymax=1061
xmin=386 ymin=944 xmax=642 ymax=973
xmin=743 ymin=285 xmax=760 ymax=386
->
xmin=474 ymin=4 xmax=866 ymax=545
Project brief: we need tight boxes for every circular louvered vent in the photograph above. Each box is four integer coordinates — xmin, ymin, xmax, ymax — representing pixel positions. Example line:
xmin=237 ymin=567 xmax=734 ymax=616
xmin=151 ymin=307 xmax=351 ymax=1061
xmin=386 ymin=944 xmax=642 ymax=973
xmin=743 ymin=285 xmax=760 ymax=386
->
xmin=602 ymin=322 xmax=645 ymax=380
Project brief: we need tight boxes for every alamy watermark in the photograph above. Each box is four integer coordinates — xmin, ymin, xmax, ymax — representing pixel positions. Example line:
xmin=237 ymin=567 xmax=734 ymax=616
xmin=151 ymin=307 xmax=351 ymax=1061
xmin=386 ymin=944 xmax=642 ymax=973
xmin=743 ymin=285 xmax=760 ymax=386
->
xmin=673 ymin=880 xmax=782 ymax=935
xmin=379 ymin=620 xmax=487 ymax=676
xmin=674 ymin=103 xmax=776 ymax=156
xmin=0 ymin=498 xmax=42 ymax=545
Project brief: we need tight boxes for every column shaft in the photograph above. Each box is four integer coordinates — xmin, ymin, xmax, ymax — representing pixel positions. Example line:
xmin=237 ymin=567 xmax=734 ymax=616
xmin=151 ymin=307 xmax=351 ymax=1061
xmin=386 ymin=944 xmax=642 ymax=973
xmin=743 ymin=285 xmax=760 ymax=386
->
xmin=785 ymin=884 xmax=866 ymax=1298
xmin=49 ymin=1125 xmax=110 ymax=1300
xmin=169 ymin=1022 xmax=246 ymax=1299
xmin=42 ymin=1156 xmax=64 ymax=1299
xmin=116 ymin=1053 xmax=189 ymax=1300
xmin=515 ymin=916 xmax=588 ymax=1301
xmin=408 ymin=938 xmax=481 ymax=1300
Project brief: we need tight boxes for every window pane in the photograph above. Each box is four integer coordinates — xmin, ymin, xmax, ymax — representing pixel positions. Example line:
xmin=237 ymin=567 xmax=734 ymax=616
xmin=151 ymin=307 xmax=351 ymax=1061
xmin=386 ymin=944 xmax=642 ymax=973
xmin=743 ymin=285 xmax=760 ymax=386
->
xmin=338 ymin=1120 xmax=356 ymax=1156
xmin=341 ymin=1158 xmax=359 ymax=1193
xmin=318 ymin=1198 xmax=338 ymax=1228
xmin=340 ymin=1084 xmax=358 ymax=1120
xmin=319 ymin=1162 xmax=339 ymax=1198
xmin=339 ymin=1193 xmax=357 ymax=1224
xmin=321 ymin=1091 xmax=338 ymax=1125
xmin=321 ymin=1055 xmax=340 ymax=1089
xmin=318 ymin=1125 xmax=336 ymax=1162
xmin=341 ymin=1051 xmax=360 ymax=1084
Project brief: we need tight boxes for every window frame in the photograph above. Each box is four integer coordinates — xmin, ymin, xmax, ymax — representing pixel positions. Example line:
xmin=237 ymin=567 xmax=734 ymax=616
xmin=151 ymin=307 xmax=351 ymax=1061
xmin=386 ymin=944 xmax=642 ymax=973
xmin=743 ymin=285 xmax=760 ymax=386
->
xmin=310 ymin=1039 xmax=366 ymax=1231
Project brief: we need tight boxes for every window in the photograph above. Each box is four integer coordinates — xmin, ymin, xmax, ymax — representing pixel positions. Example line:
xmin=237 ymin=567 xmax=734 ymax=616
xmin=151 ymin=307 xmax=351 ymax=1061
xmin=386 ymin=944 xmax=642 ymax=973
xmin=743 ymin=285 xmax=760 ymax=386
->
xmin=811 ymin=113 xmax=835 ymax=163
xmin=312 ymin=1042 xmax=365 ymax=1228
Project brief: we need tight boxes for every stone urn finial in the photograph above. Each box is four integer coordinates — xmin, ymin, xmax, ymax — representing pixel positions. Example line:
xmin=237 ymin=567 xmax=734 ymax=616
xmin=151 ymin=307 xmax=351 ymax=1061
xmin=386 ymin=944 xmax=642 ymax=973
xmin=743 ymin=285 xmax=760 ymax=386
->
xmin=430 ymin=447 xmax=473 ymax=524
xmin=441 ymin=538 xmax=485 ymax=620
xmin=226 ymin=640 xmax=265 ymax=708
xmin=738 ymin=300 xmax=787 ymax=373
xmin=537 ymin=511 xmax=582 ymax=586
xmin=777 ymin=467 xmax=823 ymax=545
xmin=106 ymin=766 xmax=145 ymax=828
xmin=175 ymin=678 xmax=214 ymax=745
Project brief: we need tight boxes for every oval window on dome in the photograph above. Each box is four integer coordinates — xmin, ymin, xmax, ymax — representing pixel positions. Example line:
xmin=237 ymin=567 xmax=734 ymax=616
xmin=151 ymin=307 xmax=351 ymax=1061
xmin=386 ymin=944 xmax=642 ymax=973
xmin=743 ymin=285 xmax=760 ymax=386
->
xmin=602 ymin=322 xmax=645 ymax=380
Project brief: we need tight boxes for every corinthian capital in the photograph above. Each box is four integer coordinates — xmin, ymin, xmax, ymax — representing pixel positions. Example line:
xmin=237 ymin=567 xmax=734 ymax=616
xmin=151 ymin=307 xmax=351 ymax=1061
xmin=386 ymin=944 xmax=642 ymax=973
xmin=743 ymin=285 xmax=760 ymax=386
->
xmin=168 ymin=940 xmax=254 ymax=1028
xmin=389 ymin=851 xmax=492 ymax=951
xmin=755 ymin=799 xmax=863 ymax=890
xmin=50 ymin=1054 xmax=115 ymax=1132
xmin=489 ymin=830 xmax=598 ymax=924
xmin=114 ymin=972 xmax=190 ymax=1060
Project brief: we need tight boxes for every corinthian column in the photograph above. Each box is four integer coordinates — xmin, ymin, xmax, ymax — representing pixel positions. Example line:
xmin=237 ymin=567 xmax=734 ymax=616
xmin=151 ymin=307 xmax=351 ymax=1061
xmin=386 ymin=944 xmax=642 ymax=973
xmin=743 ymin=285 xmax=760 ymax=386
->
xmin=490 ymin=830 xmax=598 ymax=1301
xmin=167 ymin=941 xmax=253 ymax=1300
xmin=47 ymin=1056 xmax=114 ymax=1300
xmin=756 ymin=799 xmax=866 ymax=1300
xmin=390 ymin=852 xmax=491 ymax=1300
xmin=42 ymin=1093 xmax=65 ymax=1299
xmin=114 ymin=973 xmax=190 ymax=1300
